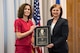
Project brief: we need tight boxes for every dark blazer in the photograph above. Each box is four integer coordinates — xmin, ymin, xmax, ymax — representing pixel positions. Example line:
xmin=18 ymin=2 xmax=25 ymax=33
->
xmin=47 ymin=18 xmax=69 ymax=53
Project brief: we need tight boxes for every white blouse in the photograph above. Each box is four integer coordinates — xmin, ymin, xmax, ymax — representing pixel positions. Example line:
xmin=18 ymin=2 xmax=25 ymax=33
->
xmin=51 ymin=23 xmax=55 ymax=35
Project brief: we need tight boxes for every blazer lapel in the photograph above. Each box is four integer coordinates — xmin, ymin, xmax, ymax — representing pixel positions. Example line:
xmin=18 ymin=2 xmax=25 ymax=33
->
xmin=54 ymin=18 xmax=61 ymax=29
xmin=53 ymin=18 xmax=62 ymax=35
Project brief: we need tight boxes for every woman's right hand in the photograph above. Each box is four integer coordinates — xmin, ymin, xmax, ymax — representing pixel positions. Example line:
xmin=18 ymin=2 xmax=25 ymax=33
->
xmin=30 ymin=25 xmax=36 ymax=32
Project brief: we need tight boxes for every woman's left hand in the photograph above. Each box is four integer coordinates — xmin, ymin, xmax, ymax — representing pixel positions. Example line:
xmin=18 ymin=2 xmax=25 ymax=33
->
xmin=46 ymin=43 xmax=54 ymax=48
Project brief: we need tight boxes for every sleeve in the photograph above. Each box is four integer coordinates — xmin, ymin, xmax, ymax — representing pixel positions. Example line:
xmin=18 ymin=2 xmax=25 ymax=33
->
xmin=14 ymin=20 xmax=22 ymax=32
xmin=53 ymin=19 xmax=69 ymax=48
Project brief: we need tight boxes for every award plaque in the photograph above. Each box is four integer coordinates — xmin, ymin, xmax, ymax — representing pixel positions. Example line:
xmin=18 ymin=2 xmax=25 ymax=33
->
xmin=34 ymin=26 xmax=51 ymax=46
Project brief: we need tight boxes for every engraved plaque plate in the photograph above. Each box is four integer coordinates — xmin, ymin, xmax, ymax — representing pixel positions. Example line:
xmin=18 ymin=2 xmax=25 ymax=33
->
xmin=34 ymin=26 xmax=51 ymax=46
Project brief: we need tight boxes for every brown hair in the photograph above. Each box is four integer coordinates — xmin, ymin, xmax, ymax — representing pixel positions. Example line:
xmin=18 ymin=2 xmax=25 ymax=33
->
xmin=18 ymin=3 xmax=32 ymax=19
xmin=50 ymin=4 xmax=63 ymax=18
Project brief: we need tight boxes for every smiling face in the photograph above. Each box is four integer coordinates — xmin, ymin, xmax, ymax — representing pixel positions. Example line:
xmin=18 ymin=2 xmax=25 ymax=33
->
xmin=50 ymin=4 xmax=62 ymax=18
xmin=52 ymin=7 xmax=60 ymax=17
xmin=23 ymin=5 xmax=30 ymax=17
xmin=18 ymin=3 xmax=32 ymax=19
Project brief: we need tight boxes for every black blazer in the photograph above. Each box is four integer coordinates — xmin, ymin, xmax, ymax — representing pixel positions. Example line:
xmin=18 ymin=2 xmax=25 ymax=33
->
xmin=47 ymin=18 xmax=69 ymax=52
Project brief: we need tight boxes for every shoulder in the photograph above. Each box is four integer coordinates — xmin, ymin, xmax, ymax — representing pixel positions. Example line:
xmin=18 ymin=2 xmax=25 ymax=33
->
xmin=60 ymin=18 xmax=68 ymax=25
xmin=60 ymin=18 xmax=68 ymax=22
xmin=14 ymin=18 xmax=22 ymax=24
xmin=15 ymin=18 xmax=21 ymax=22
xmin=47 ymin=19 xmax=53 ymax=21
xmin=29 ymin=19 xmax=33 ymax=25
xmin=29 ymin=19 xmax=32 ymax=22
xmin=47 ymin=19 xmax=53 ymax=23
xmin=28 ymin=19 xmax=33 ymax=23
xmin=47 ymin=19 xmax=53 ymax=25
xmin=61 ymin=18 xmax=68 ymax=20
